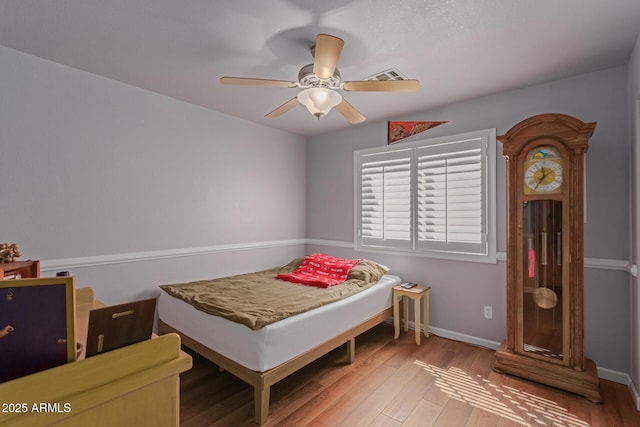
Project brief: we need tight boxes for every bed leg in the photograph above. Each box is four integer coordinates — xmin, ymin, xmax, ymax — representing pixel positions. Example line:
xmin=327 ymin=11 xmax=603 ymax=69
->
xmin=347 ymin=338 xmax=356 ymax=364
xmin=254 ymin=385 xmax=270 ymax=425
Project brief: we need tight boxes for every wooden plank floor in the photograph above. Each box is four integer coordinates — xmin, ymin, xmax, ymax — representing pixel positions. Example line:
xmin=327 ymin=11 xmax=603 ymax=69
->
xmin=179 ymin=324 xmax=640 ymax=426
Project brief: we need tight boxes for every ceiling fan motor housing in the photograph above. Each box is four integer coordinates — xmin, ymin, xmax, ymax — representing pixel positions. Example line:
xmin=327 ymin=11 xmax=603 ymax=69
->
xmin=298 ymin=64 xmax=341 ymax=88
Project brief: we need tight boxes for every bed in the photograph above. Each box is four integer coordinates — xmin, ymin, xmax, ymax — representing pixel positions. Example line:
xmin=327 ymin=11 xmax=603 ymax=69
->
xmin=157 ymin=255 xmax=401 ymax=425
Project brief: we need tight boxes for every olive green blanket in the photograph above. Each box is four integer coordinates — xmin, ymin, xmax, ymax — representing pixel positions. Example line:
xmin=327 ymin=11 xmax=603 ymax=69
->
xmin=159 ymin=258 xmax=387 ymax=330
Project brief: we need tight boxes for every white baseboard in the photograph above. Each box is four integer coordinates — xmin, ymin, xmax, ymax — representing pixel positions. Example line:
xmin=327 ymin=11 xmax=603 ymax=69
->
xmin=428 ymin=325 xmax=502 ymax=350
xmin=629 ymin=376 xmax=640 ymax=410
xmin=595 ymin=366 xmax=632 ymax=387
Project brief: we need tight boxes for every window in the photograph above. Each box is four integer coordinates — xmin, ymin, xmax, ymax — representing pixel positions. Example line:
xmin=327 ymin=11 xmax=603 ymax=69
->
xmin=355 ymin=129 xmax=496 ymax=263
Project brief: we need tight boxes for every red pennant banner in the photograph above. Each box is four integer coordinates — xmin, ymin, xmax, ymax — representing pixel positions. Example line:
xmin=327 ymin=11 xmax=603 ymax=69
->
xmin=388 ymin=120 xmax=449 ymax=144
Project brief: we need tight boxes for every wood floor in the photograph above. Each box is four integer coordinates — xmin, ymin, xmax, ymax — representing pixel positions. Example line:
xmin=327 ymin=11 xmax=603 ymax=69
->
xmin=179 ymin=323 xmax=639 ymax=426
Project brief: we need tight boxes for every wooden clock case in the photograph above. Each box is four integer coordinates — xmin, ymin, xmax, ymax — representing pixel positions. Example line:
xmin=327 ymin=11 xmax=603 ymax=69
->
xmin=493 ymin=113 xmax=601 ymax=402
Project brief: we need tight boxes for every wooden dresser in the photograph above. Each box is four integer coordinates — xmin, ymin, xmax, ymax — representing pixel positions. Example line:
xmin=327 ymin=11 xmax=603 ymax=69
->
xmin=0 ymin=288 xmax=192 ymax=426
xmin=0 ymin=260 xmax=40 ymax=280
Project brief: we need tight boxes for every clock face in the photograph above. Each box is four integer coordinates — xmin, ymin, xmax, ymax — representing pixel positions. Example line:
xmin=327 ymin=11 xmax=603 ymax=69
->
xmin=523 ymin=146 xmax=563 ymax=194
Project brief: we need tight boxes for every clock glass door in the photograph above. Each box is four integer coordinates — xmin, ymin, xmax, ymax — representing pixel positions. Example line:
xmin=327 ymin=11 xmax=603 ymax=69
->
xmin=521 ymin=199 xmax=564 ymax=360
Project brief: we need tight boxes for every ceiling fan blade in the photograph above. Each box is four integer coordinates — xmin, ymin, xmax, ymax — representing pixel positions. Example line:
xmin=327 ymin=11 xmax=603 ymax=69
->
xmin=342 ymin=79 xmax=420 ymax=92
xmin=220 ymin=77 xmax=298 ymax=88
xmin=334 ymin=99 xmax=366 ymax=124
xmin=265 ymin=98 xmax=300 ymax=118
xmin=313 ymin=34 xmax=344 ymax=80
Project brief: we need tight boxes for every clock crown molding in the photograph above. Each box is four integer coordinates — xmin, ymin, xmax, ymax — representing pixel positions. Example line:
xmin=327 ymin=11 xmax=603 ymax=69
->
xmin=499 ymin=113 xmax=596 ymax=156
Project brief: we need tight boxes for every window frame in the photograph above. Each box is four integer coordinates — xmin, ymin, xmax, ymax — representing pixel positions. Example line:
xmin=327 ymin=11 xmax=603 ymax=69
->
xmin=354 ymin=128 xmax=497 ymax=263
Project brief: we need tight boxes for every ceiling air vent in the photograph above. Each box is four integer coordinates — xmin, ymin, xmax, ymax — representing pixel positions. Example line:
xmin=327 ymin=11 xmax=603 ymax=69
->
xmin=364 ymin=67 xmax=408 ymax=81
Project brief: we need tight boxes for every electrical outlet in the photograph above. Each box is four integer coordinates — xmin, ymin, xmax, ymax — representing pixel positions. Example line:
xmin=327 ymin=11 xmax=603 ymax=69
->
xmin=483 ymin=306 xmax=493 ymax=319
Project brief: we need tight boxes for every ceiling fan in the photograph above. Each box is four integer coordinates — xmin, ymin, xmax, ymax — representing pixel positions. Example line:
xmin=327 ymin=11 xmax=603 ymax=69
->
xmin=220 ymin=34 xmax=420 ymax=124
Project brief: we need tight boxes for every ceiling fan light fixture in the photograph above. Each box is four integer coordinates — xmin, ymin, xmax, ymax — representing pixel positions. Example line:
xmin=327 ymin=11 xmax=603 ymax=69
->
xmin=297 ymin=87 xmax=342 ymax=119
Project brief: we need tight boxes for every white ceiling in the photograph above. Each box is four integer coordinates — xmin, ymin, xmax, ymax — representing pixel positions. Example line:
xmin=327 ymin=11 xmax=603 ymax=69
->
xmin=1 ymin=0 xmax=639 ymax=137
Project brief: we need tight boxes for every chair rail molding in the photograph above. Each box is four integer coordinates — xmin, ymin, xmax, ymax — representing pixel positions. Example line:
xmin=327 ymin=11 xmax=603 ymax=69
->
xmin=40 ymin=239 xmax=307 ymax=272
xmin=39 ymin=238 xmax=636 ymax=276
xmin=306 ymin=239 xmax=635 ymax=274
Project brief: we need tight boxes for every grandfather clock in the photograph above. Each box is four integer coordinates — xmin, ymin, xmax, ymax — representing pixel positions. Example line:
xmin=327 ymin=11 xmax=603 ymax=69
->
xmin=493 ymin=113 xmax=601 ymax=402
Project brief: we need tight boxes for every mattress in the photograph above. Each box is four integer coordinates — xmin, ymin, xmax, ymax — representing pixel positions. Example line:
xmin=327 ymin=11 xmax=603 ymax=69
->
xmin=158 ymin=273 xmax=401 ymax=372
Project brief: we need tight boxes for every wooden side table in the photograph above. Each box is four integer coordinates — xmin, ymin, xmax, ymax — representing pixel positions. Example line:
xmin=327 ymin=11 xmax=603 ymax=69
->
xmin=393 ymin=284 xmax=431 ymax=345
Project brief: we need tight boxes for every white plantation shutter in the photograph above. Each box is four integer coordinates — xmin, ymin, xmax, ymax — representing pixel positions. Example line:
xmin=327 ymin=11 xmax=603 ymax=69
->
xmin=358 ymin=149 xmax=412 ymax=250
xmin=355 ymin=129 xmax=496 ymax=262
xmin=416 ymin=138 xmax=486 ymax=254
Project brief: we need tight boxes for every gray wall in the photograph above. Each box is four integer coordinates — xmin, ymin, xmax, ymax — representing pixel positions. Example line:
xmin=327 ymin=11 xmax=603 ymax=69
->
xmin=0 ymin=45 xmax=307 ymax=304
xmin=306 ymin=66 xmax=631 ymax=376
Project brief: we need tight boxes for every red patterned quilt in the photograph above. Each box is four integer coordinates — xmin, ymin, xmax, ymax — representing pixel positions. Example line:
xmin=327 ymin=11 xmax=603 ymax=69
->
xmin=276 ymin=253 xmax=364 ymax=288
